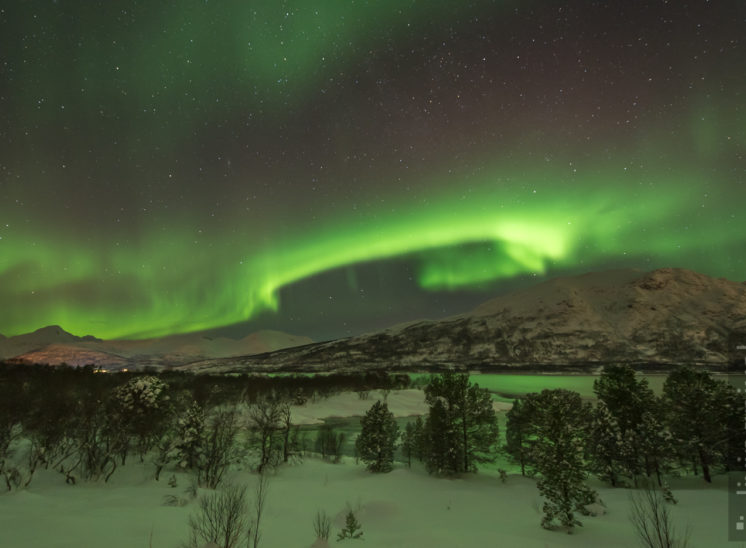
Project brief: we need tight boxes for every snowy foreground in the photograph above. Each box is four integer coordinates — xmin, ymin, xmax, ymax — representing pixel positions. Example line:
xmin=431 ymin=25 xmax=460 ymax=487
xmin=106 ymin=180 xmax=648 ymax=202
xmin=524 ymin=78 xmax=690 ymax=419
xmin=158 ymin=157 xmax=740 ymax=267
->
xmin=0 ymin=389 xmax=733 ymax=547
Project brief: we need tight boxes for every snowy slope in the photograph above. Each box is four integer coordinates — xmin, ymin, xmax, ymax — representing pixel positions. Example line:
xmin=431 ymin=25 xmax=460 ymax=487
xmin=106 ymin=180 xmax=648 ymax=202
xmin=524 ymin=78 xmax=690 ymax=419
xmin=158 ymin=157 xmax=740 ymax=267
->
xmin=180 ymin=268 xmax=746 ymax=373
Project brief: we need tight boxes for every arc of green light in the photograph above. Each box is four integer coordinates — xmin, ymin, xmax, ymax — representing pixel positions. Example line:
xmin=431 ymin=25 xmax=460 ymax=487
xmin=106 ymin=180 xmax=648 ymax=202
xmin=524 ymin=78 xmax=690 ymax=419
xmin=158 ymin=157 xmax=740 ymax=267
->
xmin=1 ymin=166 xmax=739 ymax=339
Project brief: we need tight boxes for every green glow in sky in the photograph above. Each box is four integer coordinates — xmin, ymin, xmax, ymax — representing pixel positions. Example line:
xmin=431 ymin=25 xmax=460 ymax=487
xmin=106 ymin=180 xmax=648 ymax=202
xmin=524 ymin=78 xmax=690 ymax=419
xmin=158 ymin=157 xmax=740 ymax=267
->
xmin=2 ymin=1 xmax=744 ymax=340
xmin=1 ymin=163 xmax=739 ymax=339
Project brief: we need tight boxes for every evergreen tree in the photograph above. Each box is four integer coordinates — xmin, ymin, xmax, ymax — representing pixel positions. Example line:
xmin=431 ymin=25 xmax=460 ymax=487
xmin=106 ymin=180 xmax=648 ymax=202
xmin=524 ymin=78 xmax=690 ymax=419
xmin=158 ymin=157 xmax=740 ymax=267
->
xmin=527 ymin=389 xmax=596 ymax=532
xmin=401 ymin=421 xmax=416 ymax=467
xmin=401 ymin=416 xmax=427 ymax=467
xmin=355 ymin=401 xmax=399 ymax=473
xmin=412 ymin=416 xmax=426 ymax=462
xmin=717 ymin=382 xmax=746 ymax=471
xmin=174 ymin=401 xmax=204 ymax=470
xmin=112 ymin=375 xmax=172 ymax=460
xmin=593 ymin=364 xmax=655 ymax=481
xmin=593 ymin=365 xmax=651 ymax=433
xmin=424 ymin=398 xmax=459 ymax=475
xmin=422 ymin=372 xmax=498 ymax=475
xmin=505 ymin=398 xmax=534 ymax=477
xmin=633 ymin=407 xmax=673 ymax=486
xmin=337 ymin=509 xmax=363 ymax=540
xmin=587 ymin=401 xmax=627 ymax=487
xmin=663 ymin=366 xmax=724 ymax=482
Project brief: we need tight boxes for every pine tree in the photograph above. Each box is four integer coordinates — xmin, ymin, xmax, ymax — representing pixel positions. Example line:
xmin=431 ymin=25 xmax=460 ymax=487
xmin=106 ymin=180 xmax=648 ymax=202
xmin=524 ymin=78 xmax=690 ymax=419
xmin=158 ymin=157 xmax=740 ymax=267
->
xmin=663 ymin=366 xmax=724 ymax=482
xmin=527 ymin=389 xmax=596 ymax=532
xmin=593 ymin=364 xmax=655 ymax=481
xmin=401 ymin=421 xmax=416 ymax=467
xmin=714 ymin=381 xmax=746 ymax=471
xmin=633 ymin=404 xmax=673 ymax=486
xmin=112 ymin=375 xmax=172 ymax=460
xmin=412 ymin=416 xmax=426 ymax=462
xmin=174 ymin=401 xmax=204 ymax=470
xmin=355 ymin=401 xmax=399 ymax=473
xmin=337 ymin=510 xmax=363 ymax=540
xmin=424 ymin=398 xmax=458 ymax=475
xmin=537 ymin=436 xmax=595 ymax=532
xmin=593 ymin=365 xmax=651 ymax=433
xmin=587 ymin=401 xmax=626 ymax=487
xmin=505 ymin=398 xmax=534 ymax=476
xmin=400 ymin=416 xmax=427 ymax=467
xmin=423 ymin=372 xmax=498 ymax=475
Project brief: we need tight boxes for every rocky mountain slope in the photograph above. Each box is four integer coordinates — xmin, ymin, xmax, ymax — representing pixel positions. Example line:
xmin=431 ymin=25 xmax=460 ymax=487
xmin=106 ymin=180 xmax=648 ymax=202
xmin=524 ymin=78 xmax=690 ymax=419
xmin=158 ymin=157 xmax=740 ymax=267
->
xmin=177 ymin=268 xmax=746 ymax=374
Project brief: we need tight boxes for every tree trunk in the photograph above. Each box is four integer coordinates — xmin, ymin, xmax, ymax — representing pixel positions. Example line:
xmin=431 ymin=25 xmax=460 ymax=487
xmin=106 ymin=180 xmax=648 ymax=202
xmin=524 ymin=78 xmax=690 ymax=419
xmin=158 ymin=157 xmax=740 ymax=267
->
xmin=462 ymin=410 xmax=469 ymax=473
xmin=655 ymin=461 xmax=662 ymax=487
xmin=283 ymin=425 xmax=290 ymax=463
xmin=698 ymin=447 xmax=712 ymax=483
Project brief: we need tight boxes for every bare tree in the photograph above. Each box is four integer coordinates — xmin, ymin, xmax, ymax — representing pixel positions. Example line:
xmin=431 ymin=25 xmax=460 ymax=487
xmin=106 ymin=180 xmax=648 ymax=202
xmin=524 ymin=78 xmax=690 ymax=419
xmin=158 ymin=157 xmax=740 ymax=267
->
xmin=280 ymin=403 xmax=293 ymax=463
xmin=248 ymin=472 xmax=269 ymax=548
xmin=198 ymin=407 xmax=239 ymax=489
xmin=247 ymin=399 xmax=283 ymax=473
xmin=629 ymin=483 xmax=689 ymax=548
xmin=185 ymin=483 xmax=248 ymax=548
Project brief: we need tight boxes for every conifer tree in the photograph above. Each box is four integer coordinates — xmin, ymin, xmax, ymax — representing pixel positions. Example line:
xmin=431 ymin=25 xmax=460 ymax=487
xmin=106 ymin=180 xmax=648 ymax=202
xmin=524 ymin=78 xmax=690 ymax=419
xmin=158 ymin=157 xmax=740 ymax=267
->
xmin=717 ymin=382 xmax=746 ymax=471
xmin=355 ymin=400 xmax=399 ymax=473
xmin=337 ymin=509 xmax=363 ymax=541
xmin=423 ymin=372 xmax=498 ymax=475
xmin=587 ymin=401 xmax=627 ymax=487
xmin=401 ymin=421 xmax=416 ymax=467
xmin=505 ymin=398 xmax=534 ymax=476
xmin=412 ymin=415 xmax=426 ymax=462
xmin=633 ymin=407 xmax=673 ymax=486
xmin=593 ymin=364 xmax=656 ymax=481
xmin=424 ymin=398 xmax=458 ymax=475
xmin=663 ymin=366 xmax=722 ymax=482
xmin=527 ymin=389 xmax=596 ymax=532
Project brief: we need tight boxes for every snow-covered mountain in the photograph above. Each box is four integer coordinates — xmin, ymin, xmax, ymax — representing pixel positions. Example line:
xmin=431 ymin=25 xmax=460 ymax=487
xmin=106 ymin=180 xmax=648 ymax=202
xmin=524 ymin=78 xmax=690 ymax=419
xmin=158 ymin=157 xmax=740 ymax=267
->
xmin=0 ymin=326 xmax=313 ymax=369
xmin=177 ymin=268 xmax=746 ymax=374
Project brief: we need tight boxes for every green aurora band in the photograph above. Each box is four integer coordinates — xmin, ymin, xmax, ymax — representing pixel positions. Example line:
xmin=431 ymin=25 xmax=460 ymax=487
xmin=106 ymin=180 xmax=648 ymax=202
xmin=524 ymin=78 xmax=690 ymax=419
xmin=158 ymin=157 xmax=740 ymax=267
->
xmin=1 ymin=163 xmax=741 ymax=339
xmin=2 ymin=1 xmax=744 ymax=339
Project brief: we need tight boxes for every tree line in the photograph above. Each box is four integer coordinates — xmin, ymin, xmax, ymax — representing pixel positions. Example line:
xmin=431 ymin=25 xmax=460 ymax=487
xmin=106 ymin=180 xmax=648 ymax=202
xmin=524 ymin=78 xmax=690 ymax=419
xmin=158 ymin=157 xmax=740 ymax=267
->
xmin=0 ymin=362 xmax=407 ymax=490
xmin=354 ymin=365 xmax=743 ymax=533
xmin=1 ymin=361 xmax=742 ymax=536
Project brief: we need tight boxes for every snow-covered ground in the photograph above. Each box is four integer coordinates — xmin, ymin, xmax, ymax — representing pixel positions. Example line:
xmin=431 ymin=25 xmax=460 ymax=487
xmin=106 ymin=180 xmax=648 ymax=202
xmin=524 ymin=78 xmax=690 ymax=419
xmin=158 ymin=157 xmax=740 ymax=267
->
xmin=0 ymin=389 xmax=732 ymax=547
xmin=289 ymin=389 xmax=511 ymax=426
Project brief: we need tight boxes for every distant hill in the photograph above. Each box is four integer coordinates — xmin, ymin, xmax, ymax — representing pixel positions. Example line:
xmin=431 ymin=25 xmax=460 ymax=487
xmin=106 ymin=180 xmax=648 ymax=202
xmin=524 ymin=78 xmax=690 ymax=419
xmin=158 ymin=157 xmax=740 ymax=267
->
xmin=176 ymin=268 xmax=746 ymax=374
xmin=1 ymin=326 xmax=313 ymax=370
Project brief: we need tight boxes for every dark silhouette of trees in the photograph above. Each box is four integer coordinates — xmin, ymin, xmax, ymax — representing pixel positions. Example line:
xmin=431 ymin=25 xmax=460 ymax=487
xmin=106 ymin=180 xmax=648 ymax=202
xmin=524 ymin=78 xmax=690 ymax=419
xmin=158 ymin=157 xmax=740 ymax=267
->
xmin=663 ymin=365 xmax=742 ymax=483
xmin=422 ymin=372 xmax=498 ymax=475
xmin=356 ymin=400 xmax=399 ymax=473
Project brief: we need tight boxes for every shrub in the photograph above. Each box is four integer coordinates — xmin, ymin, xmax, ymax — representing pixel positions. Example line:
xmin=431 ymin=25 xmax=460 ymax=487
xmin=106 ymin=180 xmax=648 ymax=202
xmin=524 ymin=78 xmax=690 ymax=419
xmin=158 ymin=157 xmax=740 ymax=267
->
xmin=337 ymin=509 xmax=363 ymax=541
xmin=185 ymin=483 xmax=248 ymax=548
xmin=629 ymin=483 xmax=689 ymax=548
xmin=313 ymin=509 xmax=332 ymax=541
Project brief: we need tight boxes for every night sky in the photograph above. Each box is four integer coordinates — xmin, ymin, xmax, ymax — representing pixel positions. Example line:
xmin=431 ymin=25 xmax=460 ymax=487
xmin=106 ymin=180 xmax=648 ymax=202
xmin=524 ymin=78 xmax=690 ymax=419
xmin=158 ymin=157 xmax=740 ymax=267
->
xmin=1 ymin=1 xmax=744 ymax=341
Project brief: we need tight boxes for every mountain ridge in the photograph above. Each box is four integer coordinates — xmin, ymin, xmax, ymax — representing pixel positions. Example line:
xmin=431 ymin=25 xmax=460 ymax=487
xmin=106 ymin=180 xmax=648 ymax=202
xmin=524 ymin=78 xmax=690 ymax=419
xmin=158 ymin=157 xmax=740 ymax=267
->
xmin=0 ymin=326 xmax=313 ymax=369
xmin=176 ymin=267 xmax=746 ymax=374
xmin=4 ymin=267 xmax=745 ymax=372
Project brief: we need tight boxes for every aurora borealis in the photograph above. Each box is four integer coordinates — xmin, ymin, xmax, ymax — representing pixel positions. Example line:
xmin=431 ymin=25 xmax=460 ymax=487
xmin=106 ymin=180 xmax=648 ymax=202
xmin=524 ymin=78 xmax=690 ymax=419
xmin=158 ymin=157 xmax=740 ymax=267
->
xmin=1 ymin=1 xmax=744 ymax=340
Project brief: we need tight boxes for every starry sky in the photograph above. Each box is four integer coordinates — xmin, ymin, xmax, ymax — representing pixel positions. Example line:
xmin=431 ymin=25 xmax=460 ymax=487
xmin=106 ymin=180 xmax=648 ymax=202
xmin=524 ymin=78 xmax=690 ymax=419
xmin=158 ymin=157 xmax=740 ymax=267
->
xmin=1 ymin=1 xmax=744 ymax=341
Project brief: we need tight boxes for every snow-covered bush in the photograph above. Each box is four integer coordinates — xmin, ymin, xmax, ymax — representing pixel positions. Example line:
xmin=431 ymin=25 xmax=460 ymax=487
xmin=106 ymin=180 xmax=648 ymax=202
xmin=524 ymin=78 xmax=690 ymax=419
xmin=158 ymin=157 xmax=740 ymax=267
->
xmin=174 ymin=402 xmax=205 ymax=470
xmin=112 ymin=375 xmax=172 ymax=460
